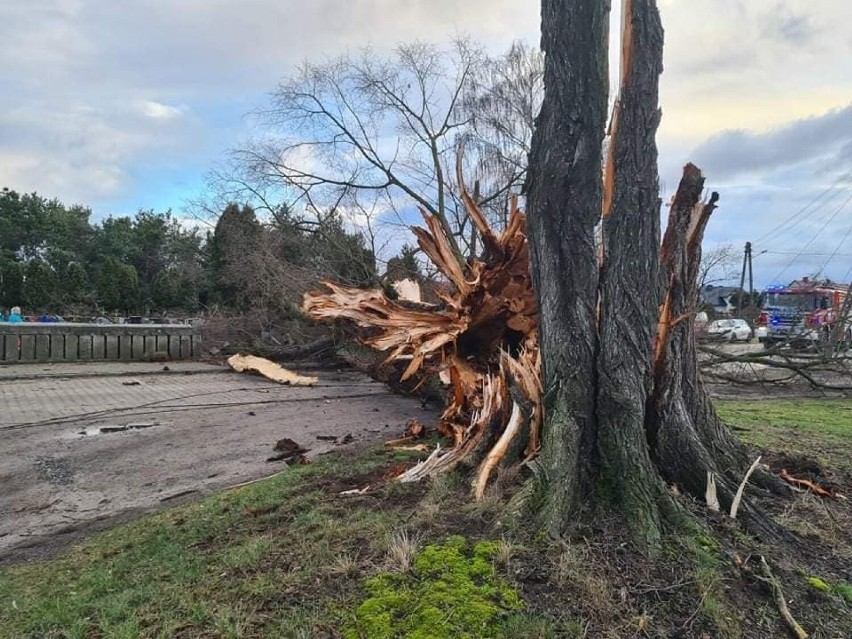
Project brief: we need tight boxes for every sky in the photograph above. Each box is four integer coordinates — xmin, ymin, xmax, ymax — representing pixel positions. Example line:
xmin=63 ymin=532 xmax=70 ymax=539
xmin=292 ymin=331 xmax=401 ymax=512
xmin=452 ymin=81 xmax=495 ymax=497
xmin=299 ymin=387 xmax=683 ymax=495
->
xmin=1 ymin=0 xmax=851 ymax=287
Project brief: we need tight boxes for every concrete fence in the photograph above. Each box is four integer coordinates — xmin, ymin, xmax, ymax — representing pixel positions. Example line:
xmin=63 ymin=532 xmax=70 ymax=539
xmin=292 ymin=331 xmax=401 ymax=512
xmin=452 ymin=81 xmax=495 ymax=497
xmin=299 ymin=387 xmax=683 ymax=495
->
xmin=0 ymin=323 xmax=202 ymax=364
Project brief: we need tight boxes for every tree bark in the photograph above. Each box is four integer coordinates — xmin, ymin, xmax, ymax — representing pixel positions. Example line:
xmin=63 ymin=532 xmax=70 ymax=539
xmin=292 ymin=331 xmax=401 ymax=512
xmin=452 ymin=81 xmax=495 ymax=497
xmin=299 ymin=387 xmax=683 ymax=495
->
xmin=526 ymin=0 xmax=782 ymax=545
xmin=524 ymin=0 xmax=610 ymax=537
xmin=648 ymin=168 xmax=789 ymax=542
xmin=596 ymin=0 xmax=667 ymax=546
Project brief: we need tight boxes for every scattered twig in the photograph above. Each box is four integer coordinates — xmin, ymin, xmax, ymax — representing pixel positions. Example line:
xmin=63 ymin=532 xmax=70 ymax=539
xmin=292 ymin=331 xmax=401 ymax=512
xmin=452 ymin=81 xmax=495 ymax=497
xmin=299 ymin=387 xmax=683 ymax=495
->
xmin=631 ymin=579 xmax=699 ymax=596
xmin=759 ymin=556 xmax=808 ymax=639
xmin=226 ymin=469 xmax=290 ymax=491
xmin=160 ymin=489 xmax=199 ymax=502
xmin=778 ymin=469 xmax=836 ymax=499
xmin=339 ymin=486 xmax=371 ymax=496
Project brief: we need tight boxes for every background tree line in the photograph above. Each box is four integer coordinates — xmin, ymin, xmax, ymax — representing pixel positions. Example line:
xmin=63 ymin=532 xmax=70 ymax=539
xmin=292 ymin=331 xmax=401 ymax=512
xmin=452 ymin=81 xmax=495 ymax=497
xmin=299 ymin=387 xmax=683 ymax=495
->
xmin=0 ymin=188 xmax=377 ymax=317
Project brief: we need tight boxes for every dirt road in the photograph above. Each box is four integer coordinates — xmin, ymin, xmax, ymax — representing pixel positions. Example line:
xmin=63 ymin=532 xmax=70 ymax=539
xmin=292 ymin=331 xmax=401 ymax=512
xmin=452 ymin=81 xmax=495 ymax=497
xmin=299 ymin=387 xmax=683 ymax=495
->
xmin=0 ymin=362 xmax=433 ymax=564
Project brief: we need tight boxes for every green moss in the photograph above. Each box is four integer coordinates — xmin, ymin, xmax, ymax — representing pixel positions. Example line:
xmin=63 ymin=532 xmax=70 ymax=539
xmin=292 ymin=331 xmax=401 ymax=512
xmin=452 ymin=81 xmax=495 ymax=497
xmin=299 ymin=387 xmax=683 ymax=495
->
xmin=807 ymin=576 xmax=831 ymax=592
xmin=804 ymin=576 xmax=852 ymax=602
xmin=834 ymin=582 xmax=852 ymax=604
xmin=345 ymin=536 xmax=522 ymax=639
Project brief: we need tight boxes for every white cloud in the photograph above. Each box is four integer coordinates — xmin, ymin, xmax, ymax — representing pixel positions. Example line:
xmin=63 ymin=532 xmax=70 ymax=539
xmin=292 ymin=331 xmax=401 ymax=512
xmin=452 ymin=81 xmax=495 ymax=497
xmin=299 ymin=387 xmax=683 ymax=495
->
xmin=0 ymin=99 xmax=201 ymax=205
xmin=140 ymin=101 xmax=185 ymax=120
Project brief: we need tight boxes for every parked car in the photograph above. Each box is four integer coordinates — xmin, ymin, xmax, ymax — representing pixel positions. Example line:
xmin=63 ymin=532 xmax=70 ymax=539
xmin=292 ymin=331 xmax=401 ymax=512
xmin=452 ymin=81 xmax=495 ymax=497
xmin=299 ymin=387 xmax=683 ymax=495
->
xmin=707 ymin=318 xmax=752 ymax=341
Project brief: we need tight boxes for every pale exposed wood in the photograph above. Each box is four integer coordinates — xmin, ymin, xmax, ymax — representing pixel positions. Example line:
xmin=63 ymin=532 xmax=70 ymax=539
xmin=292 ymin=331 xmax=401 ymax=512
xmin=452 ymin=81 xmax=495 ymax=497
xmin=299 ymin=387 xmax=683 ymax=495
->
xmin=303 ymin=188 xmax=539 ymax=497
xmin=705 ymin=471 xmax=720 ymax=513
xmin=227 ymin=354 xmax=319 ymax=386
xmin=474 ymin=401 xmax=522 ymax=499
xmin=730 ymin=456 xmax=762 ymax=520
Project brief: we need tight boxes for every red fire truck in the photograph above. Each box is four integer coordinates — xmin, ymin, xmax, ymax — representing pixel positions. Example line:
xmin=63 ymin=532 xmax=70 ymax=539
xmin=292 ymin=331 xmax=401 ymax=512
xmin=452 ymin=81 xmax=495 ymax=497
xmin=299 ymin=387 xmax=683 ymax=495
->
xmin=757 ymin=279 xmax=851 ymax=350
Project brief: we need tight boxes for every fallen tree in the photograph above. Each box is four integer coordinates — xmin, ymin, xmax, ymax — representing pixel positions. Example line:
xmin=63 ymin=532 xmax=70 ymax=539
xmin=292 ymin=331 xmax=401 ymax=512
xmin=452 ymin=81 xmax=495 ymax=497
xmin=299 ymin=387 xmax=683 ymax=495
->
xmin=302 ymin=159 xmax=785 ymax=526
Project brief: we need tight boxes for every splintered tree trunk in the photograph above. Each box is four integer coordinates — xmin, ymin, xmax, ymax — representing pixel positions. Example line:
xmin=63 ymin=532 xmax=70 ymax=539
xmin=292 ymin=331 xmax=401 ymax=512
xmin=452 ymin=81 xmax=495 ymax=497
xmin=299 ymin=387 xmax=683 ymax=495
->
xmin=303 ymin=0 xmax=786 ymax=549
xmin=526 ymin=0 xmax=780 ymax=544
xmin=649 ymin=168 xmax=789 ymax=541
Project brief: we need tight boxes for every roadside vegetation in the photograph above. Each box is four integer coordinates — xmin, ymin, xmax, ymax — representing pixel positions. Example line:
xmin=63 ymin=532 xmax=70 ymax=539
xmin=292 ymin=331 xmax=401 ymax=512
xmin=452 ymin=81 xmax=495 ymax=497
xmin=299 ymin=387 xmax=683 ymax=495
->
xmin=717 ymin=398 xmax=852 ymax=473
xmin=1 ymin=398 xmax=850 ymax=638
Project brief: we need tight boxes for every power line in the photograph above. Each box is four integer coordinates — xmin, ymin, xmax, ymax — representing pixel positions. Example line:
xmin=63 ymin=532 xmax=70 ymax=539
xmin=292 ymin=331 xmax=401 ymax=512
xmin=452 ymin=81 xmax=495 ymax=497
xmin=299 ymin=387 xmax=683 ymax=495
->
xmin=754 ymin=167 xmax=852 ymax=245
xmin=815 ymin=220 xmax=852 ymax=278
xmin=759 ymin=251 xmax=852 ymax=258
xmin=771 ymin=189 xmax=852 ymax=283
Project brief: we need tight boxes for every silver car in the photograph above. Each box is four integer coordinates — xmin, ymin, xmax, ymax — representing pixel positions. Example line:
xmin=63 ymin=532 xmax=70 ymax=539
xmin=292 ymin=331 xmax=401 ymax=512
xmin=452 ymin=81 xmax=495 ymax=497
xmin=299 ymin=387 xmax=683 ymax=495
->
xmin=707 ymin=318 xmax=752 ymax=341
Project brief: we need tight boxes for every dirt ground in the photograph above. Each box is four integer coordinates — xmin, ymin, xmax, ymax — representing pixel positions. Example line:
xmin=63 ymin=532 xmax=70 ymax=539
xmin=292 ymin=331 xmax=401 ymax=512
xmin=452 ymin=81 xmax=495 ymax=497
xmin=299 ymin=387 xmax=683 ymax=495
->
xmin=0 ymin=361 xmax=436 ymax=565
xmin=2 ymin=346 xmax=847 ymax=568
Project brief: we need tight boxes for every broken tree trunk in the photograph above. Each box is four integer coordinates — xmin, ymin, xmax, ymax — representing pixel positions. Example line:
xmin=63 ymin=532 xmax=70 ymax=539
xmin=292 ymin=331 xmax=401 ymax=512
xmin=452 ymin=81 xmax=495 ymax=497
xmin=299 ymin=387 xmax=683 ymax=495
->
xmin=648 ymin=167 xmax=790 ymax=541
xmin=302 ymin=0 xmax=788 ymax=546
xmin=304 ymin=186 xmax=541 ymax=491
xmin=303 ymin=160 xmax=781 ymax=543
xmin=523 ymin=0 xmax=786 ymax=545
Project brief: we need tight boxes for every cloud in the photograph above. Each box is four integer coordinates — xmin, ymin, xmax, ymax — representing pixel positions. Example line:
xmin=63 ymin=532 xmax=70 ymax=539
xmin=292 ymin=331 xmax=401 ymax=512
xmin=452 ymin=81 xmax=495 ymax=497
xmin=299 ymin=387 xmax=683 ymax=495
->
xmin=762 ymin=5 xmax=816 ymax=46
xmin=0 ymin=100 xmax=202 ymax=206
xmin=0 ymin=0 xmax=851 ymax=279
xmin=690 ymin=105 xmax=852 ymax=181
xmin=140 ymin=101 xmax=185 ymax=120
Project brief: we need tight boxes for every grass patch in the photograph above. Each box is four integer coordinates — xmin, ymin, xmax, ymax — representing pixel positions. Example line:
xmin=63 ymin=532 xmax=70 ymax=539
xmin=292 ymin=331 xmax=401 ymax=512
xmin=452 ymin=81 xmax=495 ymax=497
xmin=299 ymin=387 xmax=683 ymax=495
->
xmin=716 ymin=398 xmax=852 ymax=472
xmin=0 ymin=448 xmax=406 ymax=638
xmin=835 ymin=582 xmax=852 ymax=604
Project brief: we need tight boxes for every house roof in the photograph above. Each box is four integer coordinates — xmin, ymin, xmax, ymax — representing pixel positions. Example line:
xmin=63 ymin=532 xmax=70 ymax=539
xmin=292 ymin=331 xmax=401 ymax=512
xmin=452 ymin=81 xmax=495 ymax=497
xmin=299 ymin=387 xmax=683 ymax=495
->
xmin=700 ymin=285 xmax=738 ymax=306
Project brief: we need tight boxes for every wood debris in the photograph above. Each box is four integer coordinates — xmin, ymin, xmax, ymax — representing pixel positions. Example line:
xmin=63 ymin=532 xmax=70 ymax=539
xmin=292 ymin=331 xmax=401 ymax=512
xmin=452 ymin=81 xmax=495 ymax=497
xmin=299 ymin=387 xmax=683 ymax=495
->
xmin=266 ymin=437 xmax=310 ymax=463
xmin=227 ymin=354 xmax=319 ymax=386
xmin=759 ymin=556 xmax=809 ymax=639
xmin=391 ymin=444 xmax=431 ymax=453
xmin=303 ymin=176 xmax=540 ymax=497
xmin=339 ymin=486 xmax=372 ymax=496
xmin=403 ymin=419 xmax=427 ymax=439
xmin=385 ymin=420 xmax=429 ymax=447
xmin=778 ymin=469 xmax=837 ymax=499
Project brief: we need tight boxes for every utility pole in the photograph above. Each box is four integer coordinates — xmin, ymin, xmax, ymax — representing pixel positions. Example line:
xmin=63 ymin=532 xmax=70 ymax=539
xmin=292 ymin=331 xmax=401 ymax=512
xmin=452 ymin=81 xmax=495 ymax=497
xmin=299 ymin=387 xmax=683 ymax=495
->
xmin=747 ymin=242 xmax=754 ymax=308
xmin=736 ymin=241 xmax=752 ymax=317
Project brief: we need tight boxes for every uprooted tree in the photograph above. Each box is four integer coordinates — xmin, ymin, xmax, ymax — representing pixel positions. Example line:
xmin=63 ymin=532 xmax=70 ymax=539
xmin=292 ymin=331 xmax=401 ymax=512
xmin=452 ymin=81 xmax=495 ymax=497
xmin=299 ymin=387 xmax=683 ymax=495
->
xmin=304 ymin=0 xmax=791 ymax=548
